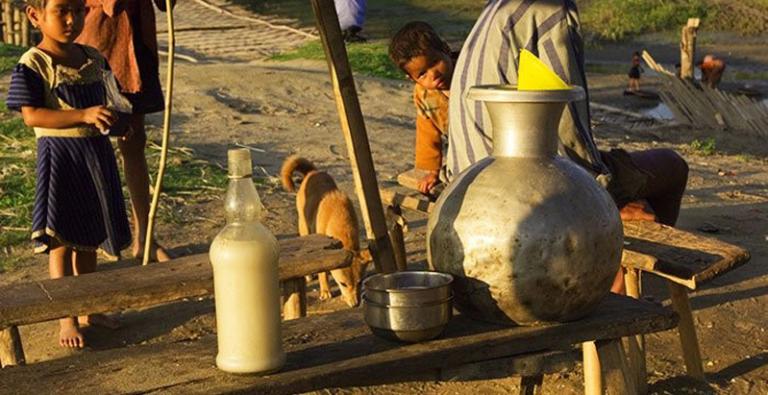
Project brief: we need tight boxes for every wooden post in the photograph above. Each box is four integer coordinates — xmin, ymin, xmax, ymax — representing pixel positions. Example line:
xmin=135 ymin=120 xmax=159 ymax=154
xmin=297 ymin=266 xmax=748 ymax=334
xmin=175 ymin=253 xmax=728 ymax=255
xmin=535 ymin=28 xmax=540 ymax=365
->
xmin=281 ymin=278 xmax=307 ymax=320
xmin=12 ymin=6 xmax=20 ymax=45
xmin=582 ymin=341 xmax=602 ymax=395
xmin=680 ymin=18 xmax=700 ymax=80
xmin=668 ymin=282 xmax=705 ymax=379
xmin=20 ymin=9 xmax=28 ymax=47
xmin=3 ymin=3 xmax=13 ymax=44
xmin=386 ymin=205 xmax=408 ymax=271
xmin=623 ymin=268 xmax=648 ymax=394
xmin=310 ymin=0 xmax=397 ymax=274
xmin=0 ymin=326 xmax=25 ymax=367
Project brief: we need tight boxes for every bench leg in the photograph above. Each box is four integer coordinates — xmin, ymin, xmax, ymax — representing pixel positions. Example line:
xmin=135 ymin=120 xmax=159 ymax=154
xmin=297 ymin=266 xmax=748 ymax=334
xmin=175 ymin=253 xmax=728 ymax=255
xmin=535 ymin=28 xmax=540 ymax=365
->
xmin=519 ymin=374 xmax=543 ymax=395
xmin=282 ymin=278 xmax=307 ymax=320
xmin=583 ymin=340 xmax=638 ymax=395
xmin=0 ymin=326 xmax=25 ymax=367
xmin=386 ymin=205 xmax=408 ymax=272
xmin=623 ymin=268 xmax=648 ymax=394
xmin=667 ymin=282 xmax=705 ymax=380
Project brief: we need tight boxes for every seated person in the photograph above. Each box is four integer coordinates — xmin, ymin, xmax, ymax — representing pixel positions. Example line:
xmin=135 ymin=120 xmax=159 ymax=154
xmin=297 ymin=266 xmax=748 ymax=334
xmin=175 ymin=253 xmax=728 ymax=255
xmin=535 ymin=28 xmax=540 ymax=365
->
xmin=447 ymin=1 xmax=689 ymax=293
xmin=389 ymin=22 xmax=457 ymax=194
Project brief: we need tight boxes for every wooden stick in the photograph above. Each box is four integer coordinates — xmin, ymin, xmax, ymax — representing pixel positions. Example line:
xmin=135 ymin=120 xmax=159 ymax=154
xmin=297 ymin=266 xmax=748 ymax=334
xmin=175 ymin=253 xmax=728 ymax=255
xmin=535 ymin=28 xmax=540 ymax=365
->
xmin=310 ymin=0 xmax=397 ymax=274
xmin=143 ymin=0 xmax=175 ymax=265
xmin=4 ymin=3 xmax=14 ymax=44
xmin=582 ymin=341 xmax=602 ymax=395
xmin=0 ymin=326 xmax=25 ymax=367
xmin=668 ymin=282 xmax=705 ymax=380
xmin=20 ymin=9 xmax=28 ymax=47
xmin=386 ymin=205 xmax=408 ymax=271
xmin=623 ymin=268 xmax=647 ymax=394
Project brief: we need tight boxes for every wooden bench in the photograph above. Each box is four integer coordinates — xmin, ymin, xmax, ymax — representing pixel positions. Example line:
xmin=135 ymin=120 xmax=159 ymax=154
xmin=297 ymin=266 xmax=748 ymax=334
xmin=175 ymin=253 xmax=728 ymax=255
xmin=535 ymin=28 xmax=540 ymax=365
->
xmin=0 ymin=234 xmax=353 ymax=368
xmin=0 ymin=294 xmax=677 ymax=394
xmin=380 ymin=169 xmax=751 ymax=388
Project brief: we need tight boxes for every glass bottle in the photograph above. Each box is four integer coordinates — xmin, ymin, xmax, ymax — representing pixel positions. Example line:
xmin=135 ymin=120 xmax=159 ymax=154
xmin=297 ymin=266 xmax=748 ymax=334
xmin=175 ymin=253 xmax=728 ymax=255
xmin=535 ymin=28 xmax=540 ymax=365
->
xmin=210 ymin=148 xmax=285 ymax=374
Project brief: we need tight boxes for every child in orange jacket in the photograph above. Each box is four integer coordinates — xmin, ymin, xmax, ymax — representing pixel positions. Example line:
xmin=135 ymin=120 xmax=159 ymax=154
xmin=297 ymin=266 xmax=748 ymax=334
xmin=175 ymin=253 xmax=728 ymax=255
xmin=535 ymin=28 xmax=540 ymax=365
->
xmin=389 ymin=22 xmax=455 ymax=194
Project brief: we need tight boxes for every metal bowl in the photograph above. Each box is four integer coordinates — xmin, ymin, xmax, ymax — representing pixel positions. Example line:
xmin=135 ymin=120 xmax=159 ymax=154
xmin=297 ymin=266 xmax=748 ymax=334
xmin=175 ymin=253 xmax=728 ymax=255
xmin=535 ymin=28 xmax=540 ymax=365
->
xmin=362 ymin=271 xmax=454 ymax=342
xmin=363 ymin=297 xmax=452 ymax=342
xmin=363 ymin=271 xmax=453 ymax=306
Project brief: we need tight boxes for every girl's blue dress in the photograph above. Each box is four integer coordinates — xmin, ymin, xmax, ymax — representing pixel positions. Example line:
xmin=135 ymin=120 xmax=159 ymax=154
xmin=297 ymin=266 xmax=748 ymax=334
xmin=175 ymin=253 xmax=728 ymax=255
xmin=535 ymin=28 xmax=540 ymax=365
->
xmin=6 ymin=45 xmax=131 ymax=255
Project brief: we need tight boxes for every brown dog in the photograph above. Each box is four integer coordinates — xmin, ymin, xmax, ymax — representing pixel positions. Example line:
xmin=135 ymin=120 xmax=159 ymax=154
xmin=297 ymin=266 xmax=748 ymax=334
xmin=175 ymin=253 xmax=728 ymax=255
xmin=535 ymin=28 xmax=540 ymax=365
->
xmin=281 ymin=155 xmax=369 ymax=307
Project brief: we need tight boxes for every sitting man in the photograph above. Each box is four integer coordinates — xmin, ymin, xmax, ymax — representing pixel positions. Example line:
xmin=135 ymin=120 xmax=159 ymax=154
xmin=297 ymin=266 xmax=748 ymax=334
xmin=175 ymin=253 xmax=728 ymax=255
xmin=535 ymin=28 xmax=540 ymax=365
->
xmin=447 ymin=0 xmax=689 ymax=293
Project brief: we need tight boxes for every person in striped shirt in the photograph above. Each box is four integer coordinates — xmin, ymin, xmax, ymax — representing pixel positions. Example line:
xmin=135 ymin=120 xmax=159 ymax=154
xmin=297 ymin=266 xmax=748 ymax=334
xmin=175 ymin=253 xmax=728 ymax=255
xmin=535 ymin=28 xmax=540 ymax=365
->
xmin=389 ymin=21 xmax=456 ymax=194
xmin=448 ymin=0 xmax=689 ymax=292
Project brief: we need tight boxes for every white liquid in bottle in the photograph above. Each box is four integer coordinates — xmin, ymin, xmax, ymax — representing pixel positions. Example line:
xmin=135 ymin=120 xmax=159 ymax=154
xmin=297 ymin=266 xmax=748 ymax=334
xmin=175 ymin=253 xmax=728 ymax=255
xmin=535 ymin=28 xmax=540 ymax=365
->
xmin=210 ymin=148 xmax=285 ymax=374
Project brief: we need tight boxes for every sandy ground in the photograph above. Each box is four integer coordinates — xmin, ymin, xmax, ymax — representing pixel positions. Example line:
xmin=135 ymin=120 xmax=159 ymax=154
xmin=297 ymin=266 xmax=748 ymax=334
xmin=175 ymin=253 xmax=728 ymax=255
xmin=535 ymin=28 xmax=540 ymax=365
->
xmin=1 ymin=57 xmax=767 ymax=394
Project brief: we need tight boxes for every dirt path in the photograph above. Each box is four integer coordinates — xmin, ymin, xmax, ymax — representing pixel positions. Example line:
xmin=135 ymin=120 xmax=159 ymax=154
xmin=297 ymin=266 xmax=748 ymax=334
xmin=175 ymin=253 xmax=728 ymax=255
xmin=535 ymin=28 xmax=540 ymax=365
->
xmin=154 ymin=0 xmax=316 ymax=63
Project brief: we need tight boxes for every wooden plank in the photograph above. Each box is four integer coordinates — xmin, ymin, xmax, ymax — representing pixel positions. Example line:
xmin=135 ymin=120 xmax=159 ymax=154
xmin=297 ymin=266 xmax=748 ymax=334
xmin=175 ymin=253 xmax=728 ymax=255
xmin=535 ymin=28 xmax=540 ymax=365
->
xmin=0 ymin=326 xmax=24 ymax=367
xmin=380 ymin=187 xmax=435 ymax=214
xmin=622 ymin=220 xmax=751 ymax=289
xmin=0 ymin=235 xmax=352 ymax=328
xmin=0 ymin=294 xmax=677 ymax=394
xmin=310 ymin=0 xmax=397 ymax=274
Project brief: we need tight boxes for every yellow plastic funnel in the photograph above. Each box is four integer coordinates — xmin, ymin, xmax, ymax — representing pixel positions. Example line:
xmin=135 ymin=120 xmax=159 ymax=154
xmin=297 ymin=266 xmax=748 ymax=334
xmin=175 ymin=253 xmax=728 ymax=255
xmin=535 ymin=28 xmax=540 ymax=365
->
xmin=518 ymin=49 xmax=569 ymax=90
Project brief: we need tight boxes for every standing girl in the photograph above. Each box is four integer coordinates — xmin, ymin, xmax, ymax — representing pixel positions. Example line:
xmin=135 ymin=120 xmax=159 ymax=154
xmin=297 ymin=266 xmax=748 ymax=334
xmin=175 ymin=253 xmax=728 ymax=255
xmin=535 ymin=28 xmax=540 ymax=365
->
xmin=7 ymin=0 xmax=131 ymax=348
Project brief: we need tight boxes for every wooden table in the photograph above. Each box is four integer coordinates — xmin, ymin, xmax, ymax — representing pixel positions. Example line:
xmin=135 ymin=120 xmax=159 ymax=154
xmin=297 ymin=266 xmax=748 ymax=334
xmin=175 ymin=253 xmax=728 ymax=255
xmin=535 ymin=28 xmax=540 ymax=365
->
xmin=0 ymin=235 xmax=353 ymax=367
xmin=0 ymin=294 xmax=677 ymax=395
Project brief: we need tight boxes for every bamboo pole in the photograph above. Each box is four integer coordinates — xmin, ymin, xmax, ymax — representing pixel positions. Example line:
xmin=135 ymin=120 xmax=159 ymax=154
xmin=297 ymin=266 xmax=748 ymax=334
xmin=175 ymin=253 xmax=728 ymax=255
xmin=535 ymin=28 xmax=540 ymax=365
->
xmin=20 ymin=9 xmax=28 ymax=47
xmin=309 ymin=0 xmax=397 ymax=274
xmin=3 ymin=3 xmax=13 ymax=44
xmin=12 ymin=6 xmax=20 ymax=45
xmin=143 ymin=0 xmax=175 ymax=265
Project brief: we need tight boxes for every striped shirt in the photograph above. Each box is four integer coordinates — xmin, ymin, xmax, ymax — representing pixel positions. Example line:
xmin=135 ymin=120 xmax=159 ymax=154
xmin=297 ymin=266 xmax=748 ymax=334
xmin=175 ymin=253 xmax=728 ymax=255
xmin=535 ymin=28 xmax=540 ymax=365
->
xmin=447 ymin=0 xmax=609 ymax=181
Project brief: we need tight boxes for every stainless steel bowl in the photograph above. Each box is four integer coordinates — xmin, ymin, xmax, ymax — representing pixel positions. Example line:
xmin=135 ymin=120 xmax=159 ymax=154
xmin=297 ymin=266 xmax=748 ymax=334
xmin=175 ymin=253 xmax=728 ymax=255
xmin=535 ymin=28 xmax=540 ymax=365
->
xmin=363 ymin=271 xmax=453 ymax=306
xmin=363 ymin=297 xmax=452 ymax=342
xmin=362 ymin=271 xmax=454 ymax=342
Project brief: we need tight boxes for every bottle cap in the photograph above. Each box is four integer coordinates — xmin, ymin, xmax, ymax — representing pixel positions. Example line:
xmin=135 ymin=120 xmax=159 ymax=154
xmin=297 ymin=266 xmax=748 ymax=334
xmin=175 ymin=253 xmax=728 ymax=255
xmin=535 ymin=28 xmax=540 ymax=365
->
xmin=227 ymin=148 xmax=253 ymax=178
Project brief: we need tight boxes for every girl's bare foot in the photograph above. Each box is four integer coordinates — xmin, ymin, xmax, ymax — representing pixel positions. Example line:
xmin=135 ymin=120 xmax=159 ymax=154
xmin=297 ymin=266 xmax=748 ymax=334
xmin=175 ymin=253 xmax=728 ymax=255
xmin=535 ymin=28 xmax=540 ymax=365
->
xmin=78 ymin=313 xmax=121 ymax=329
xmin=132 ymin=242 xmax=171 ymax=263
xmin=59 ymin=318 xmax=85 ymax=348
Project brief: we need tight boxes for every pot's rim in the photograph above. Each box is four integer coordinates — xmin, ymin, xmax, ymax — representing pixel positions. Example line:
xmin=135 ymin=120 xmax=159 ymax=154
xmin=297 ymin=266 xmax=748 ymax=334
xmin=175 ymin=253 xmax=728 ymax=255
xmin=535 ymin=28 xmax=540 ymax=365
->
xmin=467 ymin=85 xmax=585 ymax=103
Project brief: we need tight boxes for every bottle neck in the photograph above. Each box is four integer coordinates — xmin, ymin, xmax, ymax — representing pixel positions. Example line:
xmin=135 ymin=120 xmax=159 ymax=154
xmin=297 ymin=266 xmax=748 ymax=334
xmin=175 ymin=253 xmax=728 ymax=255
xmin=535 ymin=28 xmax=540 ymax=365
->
xmin=486 ymin=101 xmax=566 ymax=158
xmin=224 ymin=177 xmax=263 ymax=223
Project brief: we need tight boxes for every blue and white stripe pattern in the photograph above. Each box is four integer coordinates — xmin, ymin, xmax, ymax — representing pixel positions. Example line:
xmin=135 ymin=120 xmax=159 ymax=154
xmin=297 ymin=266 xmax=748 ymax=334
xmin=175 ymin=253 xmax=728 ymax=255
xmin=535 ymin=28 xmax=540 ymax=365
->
xmin=447 ymin=0 xmax=609 ymax=181
xmin=6 ymin=45 xmax=131 ymax=254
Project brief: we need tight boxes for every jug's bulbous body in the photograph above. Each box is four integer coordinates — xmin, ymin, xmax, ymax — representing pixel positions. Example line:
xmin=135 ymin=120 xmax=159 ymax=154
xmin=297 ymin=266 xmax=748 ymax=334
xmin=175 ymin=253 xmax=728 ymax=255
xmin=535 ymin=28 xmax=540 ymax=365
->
xmin=427 ymin=86 xmax=623 ymax=325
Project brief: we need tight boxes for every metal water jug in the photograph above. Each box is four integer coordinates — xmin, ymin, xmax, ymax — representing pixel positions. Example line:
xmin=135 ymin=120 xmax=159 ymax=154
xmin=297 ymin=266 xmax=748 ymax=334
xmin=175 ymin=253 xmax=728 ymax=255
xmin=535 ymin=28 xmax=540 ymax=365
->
xmin=427 ymin=86 xmax=623 ymax=325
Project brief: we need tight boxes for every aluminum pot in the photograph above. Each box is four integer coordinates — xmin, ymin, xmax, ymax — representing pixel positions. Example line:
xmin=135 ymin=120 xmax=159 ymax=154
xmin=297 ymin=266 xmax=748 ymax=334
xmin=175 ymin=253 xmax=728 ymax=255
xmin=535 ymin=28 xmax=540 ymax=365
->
xmin=363 ymin=297 xmax=452 ymax=343
xmin=363 ymin=271 xmax=453 ymax=306
xmin=427 ymin=86 xmax=623 ymax=326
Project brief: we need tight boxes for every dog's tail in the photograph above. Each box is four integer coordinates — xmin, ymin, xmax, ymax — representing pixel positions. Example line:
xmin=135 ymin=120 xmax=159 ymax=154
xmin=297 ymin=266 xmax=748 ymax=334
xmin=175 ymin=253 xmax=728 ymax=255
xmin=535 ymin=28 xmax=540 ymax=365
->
xmin=280 ymin=155 xmax=316 ymax=192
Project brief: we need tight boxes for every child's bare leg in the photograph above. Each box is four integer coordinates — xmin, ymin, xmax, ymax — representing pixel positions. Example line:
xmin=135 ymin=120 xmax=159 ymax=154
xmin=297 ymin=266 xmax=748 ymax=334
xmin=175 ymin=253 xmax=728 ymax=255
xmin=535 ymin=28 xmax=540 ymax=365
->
xmin=629 ymin=149 xmax=689 ymax=226
xmin=118 ymin=114 xmax=170 ymax=262
xmin=49 ymin=243 xmax=84 ymax=348
xmin=72 ymin=249 xmax=120 ymax=329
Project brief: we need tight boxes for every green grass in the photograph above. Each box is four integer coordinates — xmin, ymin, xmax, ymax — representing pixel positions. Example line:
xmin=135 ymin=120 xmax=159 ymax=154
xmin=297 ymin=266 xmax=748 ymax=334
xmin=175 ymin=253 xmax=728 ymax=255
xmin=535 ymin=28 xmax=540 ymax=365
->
xmin=0 ymin=43 xmax=25 ymax=74
xmin=690 ymin=137 xmax=717 ymax=156
xmin=270 ymin=40 xmax=404 ymax=80
xmin=580 ymin=0 xmax=710 ymax=41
